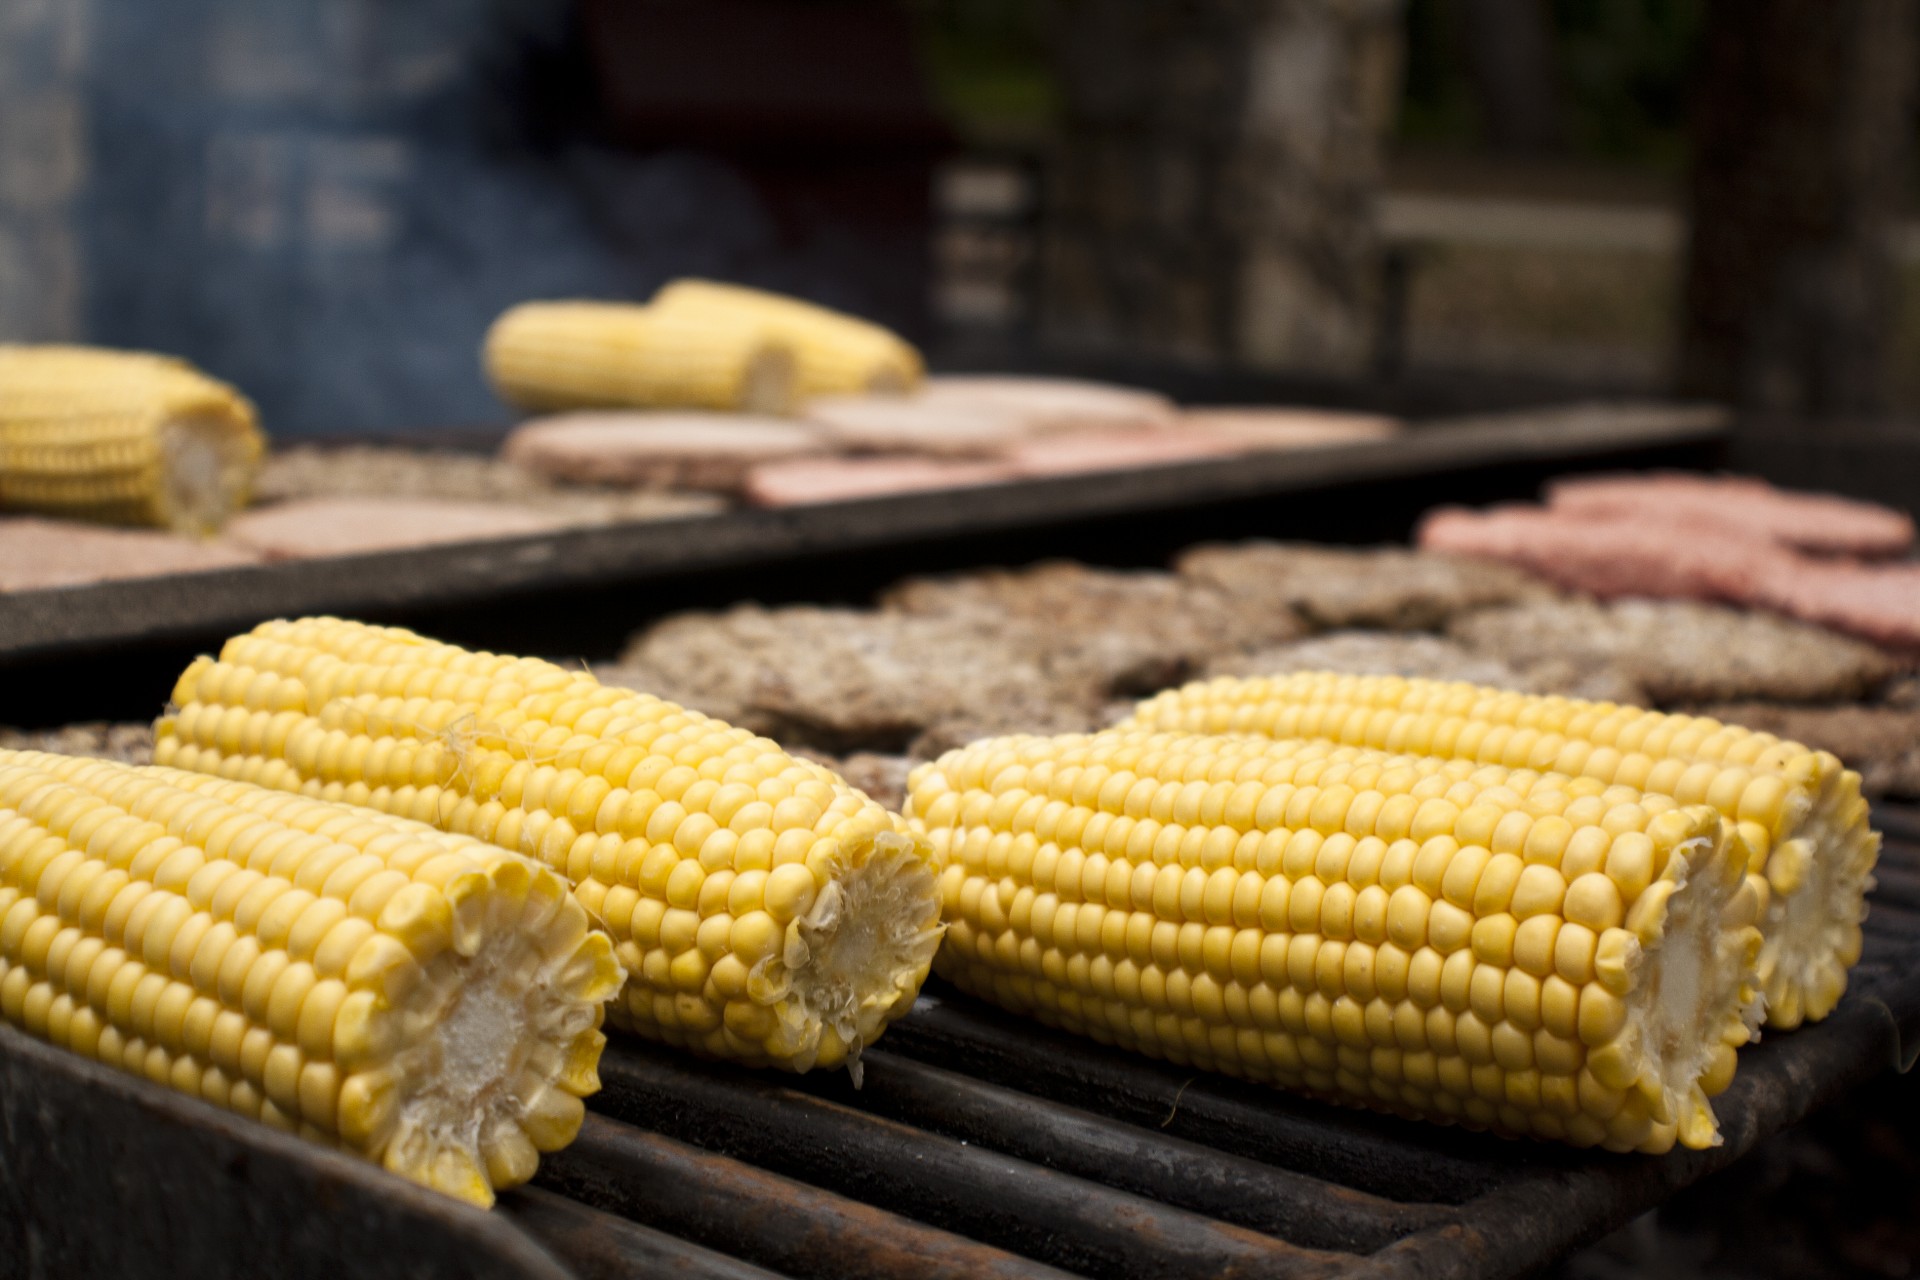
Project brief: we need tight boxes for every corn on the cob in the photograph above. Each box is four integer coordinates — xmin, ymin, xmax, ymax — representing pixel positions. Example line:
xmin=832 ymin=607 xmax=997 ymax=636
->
xmin=907 ymin=730 xmax=1764 ymax=1153
xmin=0 ymin=750 xmax=618 ymax=1206
xmin=651 ymin=279 xmax=923 ymax=399
xmin=154 ymin=617 xmax=944 ymax=1077
xmin=1121 ymin=673 xmax=1878 ymax=1028
xmin=484 ymin=301 xmax=797 ymax=415
xmin=0 ymin=344 xmax=264 ymax=534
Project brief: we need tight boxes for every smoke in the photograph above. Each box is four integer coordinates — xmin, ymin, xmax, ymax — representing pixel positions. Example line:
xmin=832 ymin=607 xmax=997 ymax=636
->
xmin=61 ymin=0 xmax=924 ymax=437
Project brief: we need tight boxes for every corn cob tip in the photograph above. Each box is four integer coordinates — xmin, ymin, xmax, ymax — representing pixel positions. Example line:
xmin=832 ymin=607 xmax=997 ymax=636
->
xmin=744 ymin=824 xmax=944 ymax=1082
xmin=363 ymin=849 xmax=621 ymax=1206
xmin=156 ymin=412 xmax=261 ymax=536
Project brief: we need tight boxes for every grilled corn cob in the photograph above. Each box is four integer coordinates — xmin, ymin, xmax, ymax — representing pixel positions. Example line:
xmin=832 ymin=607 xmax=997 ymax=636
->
xmin=0 ymin=750 xmax=618 ymax=1206
xmin=484 ymin=301 xmax=797 ymax=415
xmin=651 ymin=279 xmax=923 ymax=399
xmin=0 ymin=344 xmax=264 ymax=534
xmin=154 ymin=617 xmax=944 ymax=1076
xmin=907 ymin=731 xmax=1764 ymax=1153
xmin=1122 ymin=673 xmax=1878 ymax=1028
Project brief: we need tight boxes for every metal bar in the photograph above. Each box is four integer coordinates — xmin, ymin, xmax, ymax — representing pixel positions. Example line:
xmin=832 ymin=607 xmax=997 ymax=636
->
xmin=787 ymin=1048 xmax=1457 ymax=1252
xmin=881 ymin=990 xmax=1518 ymax=1204
xmin=502 ymin=1186 xmax=788 ymax=1280
xmin=537 ymin=1114 xmax=1077 ymax=1280
xmin=1867 ymin=864 xmax=1920 ymax=912
xmin=0 ymin=1023 xmax=573 ymax=1280
xmin=1863 ymin=898 xmax=1920 ymax=933
xmin=591 ymin=1042 xmax=1344 ymax=1280
xmin=1872 ymin=806 xmax=1920 ymax=844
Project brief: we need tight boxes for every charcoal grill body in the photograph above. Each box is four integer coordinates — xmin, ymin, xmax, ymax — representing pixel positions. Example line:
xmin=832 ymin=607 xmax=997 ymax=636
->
xmin=5 ymin=812 xmax=1919 ymax=1280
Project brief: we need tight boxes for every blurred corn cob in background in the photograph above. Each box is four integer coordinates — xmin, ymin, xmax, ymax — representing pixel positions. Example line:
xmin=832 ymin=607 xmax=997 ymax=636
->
xmin=1122 ymin=673 xmax=1881 ymax=1028
xmin=0 ymin=751 xmax=619 ymax=1206
xmin=652 ymin=279 xmax=924 ymax=399
xmin=155 ymin=617 xmax=944 ymax=1078
xmin=0 ymin=345 xmax=264 ymax=535
xmin=909 ymin=729 xmax=1764 ymax=1154
xmin=485 ymin=300 xmax=797 ymax=415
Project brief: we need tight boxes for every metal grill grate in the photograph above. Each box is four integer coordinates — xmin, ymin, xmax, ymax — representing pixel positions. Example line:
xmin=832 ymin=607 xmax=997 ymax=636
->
xmin=5 ymin=808 xmax=1919 ymax=1280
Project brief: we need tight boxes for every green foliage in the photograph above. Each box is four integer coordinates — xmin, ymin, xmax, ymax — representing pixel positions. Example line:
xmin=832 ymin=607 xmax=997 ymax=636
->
xmin=1398 ymin=0 xmax=1706 ymax=165
xmin=908 ymin=0 xmax=1058 ymax=146
xmin=1554 ymin=0 xmax=1705 ymax=164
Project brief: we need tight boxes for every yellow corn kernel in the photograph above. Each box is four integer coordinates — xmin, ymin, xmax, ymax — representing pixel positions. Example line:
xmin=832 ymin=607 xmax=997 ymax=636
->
xmin=0 ymin=750 xmax=613 ymax=1207
xmin=651 ymin=278 xmax=923 ymax=398
xmin=155 ymin=616 xmax=944 ymax=1076
xmin=0 ymin=344 xmax=264 ymax=534
xmin=484 ymin=300 xmax=796 ymax=414
xmin=909 ymin=729 xmax=1761 ymax=1155
xmin=1121 ymin=672 xmax=1877 ymax=1028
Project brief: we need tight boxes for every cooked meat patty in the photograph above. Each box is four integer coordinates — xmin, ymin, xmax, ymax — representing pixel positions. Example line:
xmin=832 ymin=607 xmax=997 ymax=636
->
xmin=1177 ymin=541 xmax=1557 ymax=632
xmin=1448 ymin=598 xmax=1896 ymax=706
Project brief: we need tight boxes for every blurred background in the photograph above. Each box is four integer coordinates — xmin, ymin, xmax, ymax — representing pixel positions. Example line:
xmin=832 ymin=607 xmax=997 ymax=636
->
xmin=4 ymin=5 xmax=1920 ymax=1277
xmin=2 ymin=0 xmax=1914 ymax=503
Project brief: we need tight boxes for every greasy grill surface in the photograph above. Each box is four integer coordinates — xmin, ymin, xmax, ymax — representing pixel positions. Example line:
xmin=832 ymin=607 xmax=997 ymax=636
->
xmin=5 ymin=806 xmax=1919 ymax=1280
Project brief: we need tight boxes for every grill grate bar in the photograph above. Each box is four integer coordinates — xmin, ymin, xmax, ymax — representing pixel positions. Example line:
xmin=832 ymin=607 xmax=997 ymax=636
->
xmin=590 ymin=1042 xmax=1340 ymax=1280
xmin=878 ymin=993 xmax=1526 ymax=1205
xmin=1873 ymin=807 xmax=1920 ymax=844
xmin=1861 ymin=898 xmax=1920 ymax=935
xmin=502 ymin=1185 xmax=790 ymax=1280
xmin=1867 ymin=864 xmax=1920 ymax=912
xmin=535 ymin=1115 xmax=1071 ymax=1280
xmin=786 ymin=1046 xmax=1458 ymax=1252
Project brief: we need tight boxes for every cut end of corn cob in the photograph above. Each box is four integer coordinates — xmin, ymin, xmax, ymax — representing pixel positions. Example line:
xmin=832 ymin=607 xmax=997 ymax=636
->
xmin=1752 ymin=766 xmax=1876 ymax=1028
xmin=484 ymin=301 xmax=797 ymax=416
xmin=908 ymin=730 xmax=1762 ymax=1154
xmin=153 ymin=615 xmax=944 ymax=1076
xmin=158 ymin=411 xmax=261 ymax=534
xmin=0 ymin=344 xmax=264 ymax=534
xmin=1123 ymin=672 xmax=1880 ymax=1029
xmin=672 ymin=823 xmax=944 ymax=1081
xmin=0 ymin=752 xmax=616 ymax=1207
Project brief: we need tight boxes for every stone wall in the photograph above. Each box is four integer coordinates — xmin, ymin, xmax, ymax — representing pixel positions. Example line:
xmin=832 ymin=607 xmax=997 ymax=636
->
xmin=0 ymin=0 xmax=88 ymax=342
xmin=1040 ymin=0 xmax=1403 ymax=376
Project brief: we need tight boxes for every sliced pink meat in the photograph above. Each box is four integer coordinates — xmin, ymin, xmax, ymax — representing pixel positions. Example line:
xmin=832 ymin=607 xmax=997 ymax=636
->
xmin=1746 ymin=558 xmax=1920 ymax=652
xmin=1006 ymin=428 xmax=1248 ymax=476
xmin=915 ymin=376 xmax=1177 ymax=434
xmin=1421 ymin=502 xmax=1920 ymax=653
xmin=742 ymin=456 xmax=1015 ymax=507
xmin=1546 ymin=471 xmax=1915 ymax=558
xmin=224 ymin=497 xmax=567 ymax=560
xmin=0 ymin=517 xmax=261 ymax=592
xmin=501 ymin=411 xmax=824 ymax=492
xmin=1417 ymin=505 xmax=1791 ymax=601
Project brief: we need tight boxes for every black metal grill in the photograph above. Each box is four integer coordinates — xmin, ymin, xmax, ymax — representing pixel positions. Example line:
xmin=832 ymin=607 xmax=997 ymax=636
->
xmin=8 ymin=806 xmax=1915 ymax=1280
